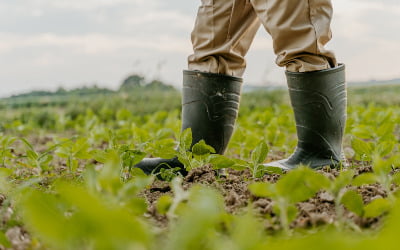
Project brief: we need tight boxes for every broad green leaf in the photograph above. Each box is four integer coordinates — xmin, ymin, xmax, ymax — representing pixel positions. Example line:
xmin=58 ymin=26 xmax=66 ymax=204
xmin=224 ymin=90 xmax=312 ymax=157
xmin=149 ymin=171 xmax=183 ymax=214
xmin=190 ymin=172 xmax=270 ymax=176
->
xmin=226 ymin=211 xmax=265 ymax=250
xmin=93 ymin=149 xmax=113 ymax=163
xmin=352 ymin=173 xmax=378 ymax=186
xmin=364 ymin=198 xmax=391 ymax=218
xmin=192 ymin=140 xmax=215 ymax=156
xmin=248 ymin=182 xmax=276 ymax=198
xmin=351 ymin=138 xmax=374 ymax=160
xmin=276 ymin=167 xmax=327 ymax=203
xmin=73 ymin=138 xmax=92 ymax=159
xmin=152 ymin=139 xmax=176 ymax=159
xmin=177 ymin=153 xmax=192 ymax=170
xmin=18 ymin=190 xmax=68 ymax=246
xmin=209 ymin=155 xmax=236 ymax=169
xmin=155 ymin=128 xmax=174 ymax=140
xmin=26 ymin=149 xmax=38 ymax=161
xmin=376 ymin=122 xmax=394 ymax=138
xmin=373 ymin=156 xmax=392 ymax=175
xmin=156 ymin=195 xmax=173 ymax=215
xmin=0 ymin=167 xmax=13 ymax=177
xmin=120 ymin=149 xmax=146 ymax=168
xmin=391 ymin=172 xmax=400 ymax=185
xmin=341 ymin=190 xmax=364 ymax=217
xmin=159 ymin=168 xmax=180 ymax=181
xmin=253 ymin=164 xmax=266 ymax=178
xmin=125 ymin=197 xmax=148 ymax=215
xmin=287 ymin=204 xmax=299 ymax=224
xmin=303 ymin=170 xmax=331 ymax=191
xmin=230 ymin=159 xmax=249 ymax=171
xmin=165 ymin=186 xmax=223 ymax=250
xmin=251 ymin=142 xmax=269 ymax=165
xmin=130 ymin=167 xmax=147 ymax=177
xmin=180 ymin=128 xmax=192 ymax=151
xmin=332 ymin=170 xmax=355 ymax=194
xmin=375 ymin=141 xmax=395 ymax=157
xmin=352 ymin=125 xmax=374 ymax=140
xmin=0 ymin=231 xmax=11 ymax=248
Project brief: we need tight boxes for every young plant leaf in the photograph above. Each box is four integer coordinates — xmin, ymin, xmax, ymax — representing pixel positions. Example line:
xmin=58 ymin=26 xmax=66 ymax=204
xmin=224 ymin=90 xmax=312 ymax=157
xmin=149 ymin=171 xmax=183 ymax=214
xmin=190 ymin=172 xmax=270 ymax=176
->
xmin=341 ymin=189 xmax=364 ymax=217
xmin=351 ymin=138 xmax=374 ymax=160
xmin=0 ymin=231 xmax=11 ymax=248
xmin=192 ymin=140 xmax=215 ymax=156
xmin=276 ymin=167 xmax=328 ymax=203
xmin=286 ymin=204 xmax=299 ymax=225
xmin=251 ymin=142 xmax=269 ymax=165
xmin=364 ymin=198 xmax=391 ymax=218
xmin=157 ymin=195 xmax=173 ymax=215
xmin=373 ymin=156 xmax=392 ymax=176
xmin=209 ymin=155 xmax=236 ymax=169
xmin=331 ymin=170 xmax=355 ymax=194
xmin=352 ymin=173 xmax=378 ymax=186
xmin=391 ymin=172 xmax=400 ymax=185
xmin=180 ymin=128 xmax=192 ymax=151
xmin=248 ymin=182 xmax=276 ymax=198
xmin=375 ymin=141 xmax=395 ymax=157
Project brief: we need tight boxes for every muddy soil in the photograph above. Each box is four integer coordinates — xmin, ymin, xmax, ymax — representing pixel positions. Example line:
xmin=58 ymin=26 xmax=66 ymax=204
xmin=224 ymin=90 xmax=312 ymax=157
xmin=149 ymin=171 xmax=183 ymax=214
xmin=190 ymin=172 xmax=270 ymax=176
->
xmin=143 ymin=161 xmax=388 ymax=231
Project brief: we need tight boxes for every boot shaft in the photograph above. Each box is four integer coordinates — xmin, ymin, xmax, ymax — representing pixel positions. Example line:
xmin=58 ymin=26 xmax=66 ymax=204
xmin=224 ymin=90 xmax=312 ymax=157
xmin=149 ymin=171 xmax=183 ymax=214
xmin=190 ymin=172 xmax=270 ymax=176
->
xmin=182 ymin=70 xmax=242 ymax=154
xmin=286 ymin=64 xmax=346 ymax=162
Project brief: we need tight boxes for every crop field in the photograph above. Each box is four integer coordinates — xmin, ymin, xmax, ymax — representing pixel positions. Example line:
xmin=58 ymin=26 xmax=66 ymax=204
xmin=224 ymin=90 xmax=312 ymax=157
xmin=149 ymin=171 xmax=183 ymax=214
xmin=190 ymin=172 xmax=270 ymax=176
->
xmin=0 ymin=84 xmax=400 ymax=249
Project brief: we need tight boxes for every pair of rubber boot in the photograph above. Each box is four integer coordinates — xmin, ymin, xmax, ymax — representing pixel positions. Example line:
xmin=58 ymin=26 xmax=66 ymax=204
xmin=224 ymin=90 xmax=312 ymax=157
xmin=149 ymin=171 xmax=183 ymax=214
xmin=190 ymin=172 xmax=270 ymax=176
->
xmin=135 ymin=64 xmax=346 ymax=174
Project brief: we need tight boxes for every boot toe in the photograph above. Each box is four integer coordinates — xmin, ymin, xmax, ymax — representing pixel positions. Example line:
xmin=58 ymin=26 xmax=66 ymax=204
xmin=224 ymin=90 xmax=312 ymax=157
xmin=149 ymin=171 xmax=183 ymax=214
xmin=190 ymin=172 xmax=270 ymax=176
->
xmin=135 ymin=157 xmax=186 ymax=176
xmin=264 ymin=160 xmax=291 ymax=170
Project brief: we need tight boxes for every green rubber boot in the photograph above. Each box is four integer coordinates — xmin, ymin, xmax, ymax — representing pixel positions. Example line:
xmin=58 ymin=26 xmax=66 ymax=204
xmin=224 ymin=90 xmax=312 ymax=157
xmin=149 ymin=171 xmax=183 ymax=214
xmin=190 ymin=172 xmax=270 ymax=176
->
xmin=265 ymin=64 xmax=347 ymax=170
xmin=135 ymin=70 xmax=242 ymax=175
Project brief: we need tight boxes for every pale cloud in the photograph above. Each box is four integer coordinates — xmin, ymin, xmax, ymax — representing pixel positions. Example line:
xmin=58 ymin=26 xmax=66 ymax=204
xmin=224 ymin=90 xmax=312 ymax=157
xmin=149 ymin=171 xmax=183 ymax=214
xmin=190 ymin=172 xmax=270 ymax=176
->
xmin=0 ymin=0 xmax=399 ymax=97
xmin=5 ymin=0 xmax=157 ymax=11
xmin=0 ymin=33 xmax=191 ymax=54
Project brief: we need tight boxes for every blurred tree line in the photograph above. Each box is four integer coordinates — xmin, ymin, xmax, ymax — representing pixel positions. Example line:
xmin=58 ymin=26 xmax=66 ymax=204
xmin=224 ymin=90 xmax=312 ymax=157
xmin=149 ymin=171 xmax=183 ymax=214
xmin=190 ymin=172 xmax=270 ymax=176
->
xmin=0 ymin=74 xmax=177 ymax=110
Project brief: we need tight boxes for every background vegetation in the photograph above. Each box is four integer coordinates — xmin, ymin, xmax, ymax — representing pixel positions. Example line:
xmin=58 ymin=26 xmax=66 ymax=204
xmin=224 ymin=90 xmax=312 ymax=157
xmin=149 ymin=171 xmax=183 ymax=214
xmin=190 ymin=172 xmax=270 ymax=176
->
xmin=1 ymin=78 xmax=400 ymax=249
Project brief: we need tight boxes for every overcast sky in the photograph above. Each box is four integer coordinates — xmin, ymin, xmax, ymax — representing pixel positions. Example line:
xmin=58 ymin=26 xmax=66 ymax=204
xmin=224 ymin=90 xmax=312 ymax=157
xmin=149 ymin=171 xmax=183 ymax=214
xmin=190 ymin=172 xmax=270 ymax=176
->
xmin=1 ymin=0 xmax=399 ymax=97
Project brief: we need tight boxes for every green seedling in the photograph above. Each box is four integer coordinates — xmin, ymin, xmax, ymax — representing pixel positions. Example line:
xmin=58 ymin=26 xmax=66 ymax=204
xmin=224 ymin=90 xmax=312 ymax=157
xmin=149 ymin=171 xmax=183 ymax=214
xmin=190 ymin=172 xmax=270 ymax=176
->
xmin=352 ymin=154 xmax=400 ymax=202
xmin=249 ymin=166 xmax=329 ymax=234
xmin=156 ymin=177 xmax=190 ymax=220
xmin=163 ymin=185 xmax=224 ymax=250
xmin=55 ymin=137 xmax=93 ymax=173
xmin=351 ymin=137 xmax=395 ymax=163
xmin=320 ymin=169 xmax=355 ymax=227
xmin=210 ymin=141 xmax=282 ymax=177
xmin=118 ymin=144 xmax=146 ymax=177
xmin=341 ymin=189 xmax=391 ymax=221
xmin=0 ymin=135 xmax=16 ymax=167
xmin=249 ymin=141 xmax=269 ymax=178
xmin=18 ymin=181 xmax=152 ymax=250
xmin=85 ymin=149 xmax=152 ymax=215
xmin=20 ymin=138 xmax=71 ymax=173
xmin=176 ymin=128 xmax=216 ymax=171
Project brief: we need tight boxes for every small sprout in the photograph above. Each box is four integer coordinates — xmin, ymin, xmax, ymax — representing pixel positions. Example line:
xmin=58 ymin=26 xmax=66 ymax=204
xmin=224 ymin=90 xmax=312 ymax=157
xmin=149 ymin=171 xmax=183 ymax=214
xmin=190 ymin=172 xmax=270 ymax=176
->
xmin=249 ymin=167 xmax=328 ymax=233
xmin=341 ymin=189 xmax=392 ymax=219
xmin=341 ymin=190 xmax=364 ymax=217
xmin=157 ymin=195 xmax=173 ymax=215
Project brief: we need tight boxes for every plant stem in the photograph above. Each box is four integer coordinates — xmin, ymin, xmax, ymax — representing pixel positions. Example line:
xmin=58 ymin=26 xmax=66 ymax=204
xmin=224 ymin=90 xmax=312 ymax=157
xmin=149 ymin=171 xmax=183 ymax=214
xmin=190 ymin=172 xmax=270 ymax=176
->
xmin=278 ymin=199 xmax=290 ymax=235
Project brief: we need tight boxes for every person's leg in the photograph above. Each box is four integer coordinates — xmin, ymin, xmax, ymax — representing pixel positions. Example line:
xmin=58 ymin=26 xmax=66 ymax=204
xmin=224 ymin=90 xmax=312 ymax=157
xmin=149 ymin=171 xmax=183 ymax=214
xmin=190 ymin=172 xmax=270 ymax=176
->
xmin=249 ymin=0 xmax=346 ymax=169
xmin=250 ymin=0 xmax=337 ymax=72
xmin=136 ymin=0 xmax=261 ymax=175
xmin=188 ymin=0 xmax=261 ymax=77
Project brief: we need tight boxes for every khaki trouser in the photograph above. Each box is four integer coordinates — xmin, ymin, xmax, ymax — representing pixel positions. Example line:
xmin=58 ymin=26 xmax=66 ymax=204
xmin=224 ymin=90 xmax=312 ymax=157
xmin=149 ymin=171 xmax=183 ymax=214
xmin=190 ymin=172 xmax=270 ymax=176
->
xmin=188 ymin=0 xmax=337 ymax=76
